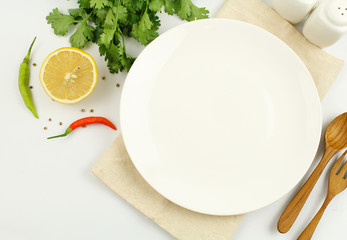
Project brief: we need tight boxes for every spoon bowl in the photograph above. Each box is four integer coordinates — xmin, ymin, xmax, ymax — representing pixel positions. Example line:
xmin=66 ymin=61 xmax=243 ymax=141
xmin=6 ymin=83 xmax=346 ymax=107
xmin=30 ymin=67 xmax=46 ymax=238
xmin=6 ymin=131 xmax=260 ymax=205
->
xmin=325 ymin=112 xmax=347 ymax=150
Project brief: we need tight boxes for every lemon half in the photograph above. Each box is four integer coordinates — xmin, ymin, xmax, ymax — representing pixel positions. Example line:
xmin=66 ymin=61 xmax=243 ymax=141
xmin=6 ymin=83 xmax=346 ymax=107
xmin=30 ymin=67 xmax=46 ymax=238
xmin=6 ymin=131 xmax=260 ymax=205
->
xmin=40 ymin=47 xmax=98 ymax=104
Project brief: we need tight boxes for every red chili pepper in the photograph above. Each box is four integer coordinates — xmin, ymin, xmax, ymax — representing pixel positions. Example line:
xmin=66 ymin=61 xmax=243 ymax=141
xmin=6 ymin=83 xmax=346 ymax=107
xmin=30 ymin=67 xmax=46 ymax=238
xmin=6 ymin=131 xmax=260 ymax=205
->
xmin=48 ymin=116 xmax=117 ymax=139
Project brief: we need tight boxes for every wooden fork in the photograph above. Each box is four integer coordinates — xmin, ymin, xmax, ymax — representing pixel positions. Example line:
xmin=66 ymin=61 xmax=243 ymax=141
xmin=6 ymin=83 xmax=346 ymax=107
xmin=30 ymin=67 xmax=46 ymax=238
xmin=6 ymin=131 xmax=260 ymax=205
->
xmin=298 ymin=149 xmax=347 ymax=240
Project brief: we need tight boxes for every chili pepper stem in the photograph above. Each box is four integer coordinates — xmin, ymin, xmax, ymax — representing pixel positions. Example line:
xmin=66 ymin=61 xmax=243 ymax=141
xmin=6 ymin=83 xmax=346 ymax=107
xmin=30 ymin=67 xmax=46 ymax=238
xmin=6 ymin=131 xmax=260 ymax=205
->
xmin=24 ymin=37 xmax=37 ymax=63
xmin=47 ymin=127 xmax=73 ymax=139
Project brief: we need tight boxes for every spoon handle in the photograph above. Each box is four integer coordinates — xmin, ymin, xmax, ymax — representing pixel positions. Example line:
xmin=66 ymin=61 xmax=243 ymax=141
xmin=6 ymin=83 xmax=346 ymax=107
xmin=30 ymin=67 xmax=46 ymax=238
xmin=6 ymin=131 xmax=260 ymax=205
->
xmin=277 ymin=146 xmax=336 ymax=233
xmin=297 ymin=194 xmax=332 ymax=240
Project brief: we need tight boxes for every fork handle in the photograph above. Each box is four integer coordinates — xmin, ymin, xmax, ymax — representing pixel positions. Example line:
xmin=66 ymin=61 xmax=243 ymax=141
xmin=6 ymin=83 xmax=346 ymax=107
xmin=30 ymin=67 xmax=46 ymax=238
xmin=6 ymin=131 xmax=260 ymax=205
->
xmin=277 ymin=146 xmax=336 ymax=233
xmin=297 ymin=195 xmax=332 ymax=240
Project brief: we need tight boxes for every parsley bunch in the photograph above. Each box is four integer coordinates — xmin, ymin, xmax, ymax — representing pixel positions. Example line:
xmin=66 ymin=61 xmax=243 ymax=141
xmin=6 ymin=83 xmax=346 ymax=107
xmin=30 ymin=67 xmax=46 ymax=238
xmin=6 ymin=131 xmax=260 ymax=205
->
xmin=46 ymin=0 xmax=209 ymax=73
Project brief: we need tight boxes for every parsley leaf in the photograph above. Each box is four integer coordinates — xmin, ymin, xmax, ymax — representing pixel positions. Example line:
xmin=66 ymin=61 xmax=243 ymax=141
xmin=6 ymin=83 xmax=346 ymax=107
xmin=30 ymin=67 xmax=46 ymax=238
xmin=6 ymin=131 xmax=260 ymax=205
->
xmin=164 ymin=0 xmax=208 ymax=21
xmin=68 ymin=8 xmax=89 ymax=19
xmin=90 ymin=0 xmax=113 ymax=9
xmin=99 ymin=39 xmax=134 ymax=73
xmin=104 ymin=8 xmax=116 ymax=28
xmin=93 ymin=8 xmax=109 ymax=25
xmin=70 ymin=21 xmax=95 ymax=48
xmin=112 ymin=5 xmax=128 ymax=24
xmin=46 ymin=8 xmax=75 ymax=36
xmin=121 ymin=51 xmax=135 ymax=72
xmin=139 ymin=11 xmax=153 ymax=32
xmin=121 ymin=0 xmax=146 ymax=12
xmin=177 ymin=0 xmax=190 ymax=20
xmin=78 ymin=0 xmax=90 ymax=8
xmin=185 ymin=1 xmax=209 ymax=21
xmin=104 ymin=43 xmax=123 ymax=73
xmin=99 ymin=28 xmax=116 ymax=48
xmin=149 ymin=0 xmax=163 ymax=12
xmin=163 ymin=0 xmax=180 ymax=15
xmin=131 ymin=9 xmax=160 ymax=45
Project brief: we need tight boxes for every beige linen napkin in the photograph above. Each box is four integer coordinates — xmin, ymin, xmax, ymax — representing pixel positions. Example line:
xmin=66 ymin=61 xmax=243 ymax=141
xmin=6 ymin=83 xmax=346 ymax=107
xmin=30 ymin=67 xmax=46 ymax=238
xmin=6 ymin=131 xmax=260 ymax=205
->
xmin=92 ymin=0 xmax=344 ymax=239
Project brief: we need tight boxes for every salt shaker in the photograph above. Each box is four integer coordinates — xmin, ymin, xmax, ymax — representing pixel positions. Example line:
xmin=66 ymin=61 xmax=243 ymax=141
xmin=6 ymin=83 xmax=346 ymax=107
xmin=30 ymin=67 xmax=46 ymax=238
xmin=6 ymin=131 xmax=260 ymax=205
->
xmin=303 ymin=0 xmax=347 ymax=47
xmin=272 ymin=0 xmax=319 ymax=24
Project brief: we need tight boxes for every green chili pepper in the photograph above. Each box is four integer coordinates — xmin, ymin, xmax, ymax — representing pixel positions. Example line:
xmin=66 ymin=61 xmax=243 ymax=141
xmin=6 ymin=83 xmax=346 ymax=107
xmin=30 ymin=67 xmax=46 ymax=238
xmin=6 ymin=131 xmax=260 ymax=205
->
xmin=18 ymin=37 xmax=38 ymax=119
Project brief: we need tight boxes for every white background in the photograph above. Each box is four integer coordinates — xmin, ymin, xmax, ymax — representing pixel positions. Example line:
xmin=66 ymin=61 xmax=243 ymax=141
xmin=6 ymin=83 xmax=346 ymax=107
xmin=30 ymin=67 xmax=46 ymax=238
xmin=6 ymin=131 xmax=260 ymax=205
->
xmin=1 ymin=0 xmax=347 ymax=239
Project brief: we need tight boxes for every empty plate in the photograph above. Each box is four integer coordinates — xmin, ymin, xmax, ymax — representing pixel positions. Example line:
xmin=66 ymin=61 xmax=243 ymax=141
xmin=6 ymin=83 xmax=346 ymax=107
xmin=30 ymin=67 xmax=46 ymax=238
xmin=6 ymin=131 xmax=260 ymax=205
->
xmin=120 ymin=19 xmax=322 ymax=215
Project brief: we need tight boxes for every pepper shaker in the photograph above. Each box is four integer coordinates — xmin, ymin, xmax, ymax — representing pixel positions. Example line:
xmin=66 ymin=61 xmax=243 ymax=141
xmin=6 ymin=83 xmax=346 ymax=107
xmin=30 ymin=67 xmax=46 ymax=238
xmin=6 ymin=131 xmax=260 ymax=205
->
xmin=303 ymin=0 xmax=347 ymax=47
xmin=272 ymin=0 xmax=319 ymax=24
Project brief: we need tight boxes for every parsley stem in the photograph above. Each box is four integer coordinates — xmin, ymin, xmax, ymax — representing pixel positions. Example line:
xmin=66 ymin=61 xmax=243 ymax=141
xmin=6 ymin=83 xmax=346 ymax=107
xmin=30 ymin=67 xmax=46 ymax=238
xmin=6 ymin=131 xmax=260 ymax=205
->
xmin=74 ymin=12 xmax=92 ymax=23
xmin=114 ymin=0 xmax=121 ymax=27
xmin=140 ymin=0 xmax=150 ymax=17
xmin=118 ymin=28 xmax=126 ymax=51
xmin=112 ymin=0 xmax=122 ymax=46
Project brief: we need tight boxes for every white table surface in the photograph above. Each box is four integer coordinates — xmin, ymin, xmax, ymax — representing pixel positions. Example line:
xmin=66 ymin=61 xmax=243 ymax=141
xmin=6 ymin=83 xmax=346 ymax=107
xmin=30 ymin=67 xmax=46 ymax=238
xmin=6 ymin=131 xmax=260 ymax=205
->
xmin=1 ymin=0 xmax=347 ymax=239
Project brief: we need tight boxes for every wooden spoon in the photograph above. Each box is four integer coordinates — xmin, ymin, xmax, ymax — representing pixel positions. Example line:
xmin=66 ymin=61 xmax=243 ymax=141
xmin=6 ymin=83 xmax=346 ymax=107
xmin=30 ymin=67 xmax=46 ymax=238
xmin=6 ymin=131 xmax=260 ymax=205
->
xmin=277 ymin=112 xmax=347 ymax=233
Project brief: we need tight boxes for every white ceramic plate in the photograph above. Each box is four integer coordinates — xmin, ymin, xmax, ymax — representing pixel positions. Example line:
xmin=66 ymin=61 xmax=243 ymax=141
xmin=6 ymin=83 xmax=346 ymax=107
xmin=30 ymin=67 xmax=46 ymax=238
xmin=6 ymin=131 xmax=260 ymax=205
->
xmin=120 ymin=19 xmax=322 ymax=215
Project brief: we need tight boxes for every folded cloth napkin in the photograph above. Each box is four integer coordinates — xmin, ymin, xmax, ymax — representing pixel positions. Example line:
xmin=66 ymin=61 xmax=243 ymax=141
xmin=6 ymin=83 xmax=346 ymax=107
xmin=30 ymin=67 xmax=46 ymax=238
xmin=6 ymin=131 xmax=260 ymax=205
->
xmin=92 ymin=0 xmax=344 ymax=239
